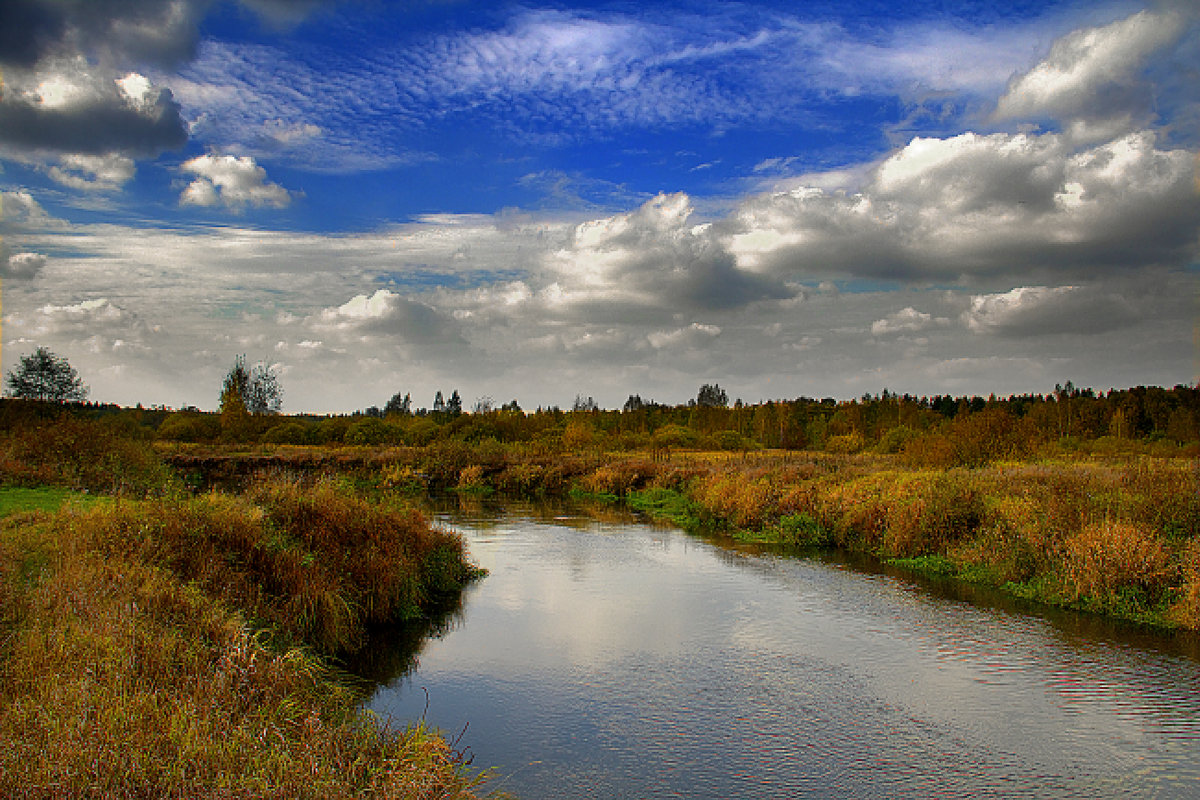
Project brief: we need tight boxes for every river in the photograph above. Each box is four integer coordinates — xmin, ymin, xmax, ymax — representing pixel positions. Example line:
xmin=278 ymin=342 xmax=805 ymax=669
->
xmin=353 ymin=498 xmax=1200 ymax=799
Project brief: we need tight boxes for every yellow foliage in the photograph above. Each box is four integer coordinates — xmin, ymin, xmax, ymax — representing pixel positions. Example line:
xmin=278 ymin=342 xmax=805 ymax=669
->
xmin=1063 ymin=520 xmax=1171 ymax=603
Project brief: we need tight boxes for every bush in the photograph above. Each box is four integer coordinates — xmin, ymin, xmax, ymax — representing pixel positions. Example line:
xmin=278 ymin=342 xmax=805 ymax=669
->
xmin=0 ymin=416 xmax=176 ymax=495
xmin=261 ymin=421 xmax=310 ymax=444
xmin=156 ymin=411 xmax=220 ymax=442
xmin=1063 ymin=521 xmax=1172 ymax=609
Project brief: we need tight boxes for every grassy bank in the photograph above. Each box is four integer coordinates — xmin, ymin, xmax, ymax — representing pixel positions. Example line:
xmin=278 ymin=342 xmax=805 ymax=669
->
xmin=154 ymin=435 xmax=1200 ymax=631
xmin=615 ymin=453 xmax=1200 ymax=630
xmin=0 ymin=475 xmax=494 ymax=798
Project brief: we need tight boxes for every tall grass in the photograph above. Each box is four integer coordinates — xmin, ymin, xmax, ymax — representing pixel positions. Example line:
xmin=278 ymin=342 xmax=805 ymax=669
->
xmin=0 ymin=479 xmax=495 ymax=798
xmin=614 ymin=453 xmax=1200 ymax=629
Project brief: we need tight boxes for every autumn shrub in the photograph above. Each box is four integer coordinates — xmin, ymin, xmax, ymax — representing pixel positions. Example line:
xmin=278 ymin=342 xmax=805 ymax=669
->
xmin=0 ymin=416 xmax=176 ymax=495
xmin=1119 ymin=458 xmax=1200 ymax=540
xmin=881 ymin=471 xmax=982 ymax=556
xmin=379 ymin=463 xmax=427 ymax=493
xmin=1169 ymin=538 xmax=1200 ymax=628
xmin=156 ymin=410 xmax=221 ymax=442
xmin=812 ymin=472 xmax=893 ymax=551
xmin=900 ymin=432 xmax=956 ymax=468
xmin=56 ymin=477 xmax=480 ymax=654
xmin=493 ymin=462 xmax=545 ymax=495
xmin=876 ymin=425 xmax=920 ymax=454
xmin=969 ymin=494 xmax=1051 ymax=582
xmin=456 ymin=464 xmax=489 ymax=492
xmin=579 ymin=459 xmax=658 ymax=497
xmin=261 ymin=421 xmax=311 ymax=445
xmin=825 ymin=432 xmax=866 ymax=455
xmin=653 ymin=424 xmax=699 ymax=449
xmin=1062 ymin=520 xmax=1173 ymax=611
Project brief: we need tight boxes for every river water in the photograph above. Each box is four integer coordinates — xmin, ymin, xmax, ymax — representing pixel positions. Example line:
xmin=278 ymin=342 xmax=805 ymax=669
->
xmin=354 ymin=499 xmax=1200 ymax=799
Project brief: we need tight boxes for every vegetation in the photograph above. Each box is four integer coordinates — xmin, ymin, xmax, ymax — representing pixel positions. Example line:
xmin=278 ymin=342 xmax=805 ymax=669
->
xmin=4 ymin=347 xmax=87 ymax=402
xmin=0 ymin=412 xmax=495 ymax=798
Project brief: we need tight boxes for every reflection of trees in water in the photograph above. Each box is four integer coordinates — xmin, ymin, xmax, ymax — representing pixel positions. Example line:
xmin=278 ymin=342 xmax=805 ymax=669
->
xmin=340 ymin=594 xmax=468 ymax=698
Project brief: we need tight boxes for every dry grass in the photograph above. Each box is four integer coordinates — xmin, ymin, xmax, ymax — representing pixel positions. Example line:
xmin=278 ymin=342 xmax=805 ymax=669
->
xmin=0 ymin=481 xmax=495 ymax=799
xmin=639 ymin=453 xmax=1200 ymax=629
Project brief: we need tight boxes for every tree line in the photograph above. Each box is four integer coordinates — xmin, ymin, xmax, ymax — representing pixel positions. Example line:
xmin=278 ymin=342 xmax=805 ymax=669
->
xmin=6 ymin=349 xmax=1200 ymax=455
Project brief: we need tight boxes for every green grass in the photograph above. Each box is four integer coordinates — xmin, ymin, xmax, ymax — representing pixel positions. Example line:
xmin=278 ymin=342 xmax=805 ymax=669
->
xmin=0 ymin=485 xmax=98 ymax=516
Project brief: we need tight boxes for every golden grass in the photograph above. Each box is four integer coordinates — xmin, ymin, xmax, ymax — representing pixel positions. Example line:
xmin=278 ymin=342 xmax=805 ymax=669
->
xmin=0 ymin=482 xmax=495 ymax=799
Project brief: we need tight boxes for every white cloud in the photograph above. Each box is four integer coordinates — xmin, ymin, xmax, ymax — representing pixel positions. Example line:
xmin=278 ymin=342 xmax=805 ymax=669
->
xmin=723 ymin=129 xmax=1199 ymax=283
xmin=1 ymin=189 xmax=57 ymax=226
xmin=961 ymin=285 xmax=1139 ymax=337
xmin=994 ymin=9 xmax=1185 ymax=140
xmin=547 ymin=192 xmax=790 ymax=313
xmin=315 ymin=288 xmax=463 ymax=346
xmin=871 ymin=307 xmax=949 ymax=336
xmin=180 ymin=154 xmax=292 ymax=210
xmin=647 ymin=322 xmax=721 ymax=349
xmin=1 ymin=251 xmax=48 ymax=280
xmin=0 ymin=58 xmax=187 ymax=157
xmin=48 ymin=153 xmax=136 ymax=191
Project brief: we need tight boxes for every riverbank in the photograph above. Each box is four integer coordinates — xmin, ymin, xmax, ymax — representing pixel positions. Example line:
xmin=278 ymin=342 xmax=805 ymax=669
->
xmin=0 ymin=481 xmax=494 ymax=798
xmin=156 ymin=437 xmax=1200 ymax=631
xmin=614 ymin=453 xmax=1199 ymax=630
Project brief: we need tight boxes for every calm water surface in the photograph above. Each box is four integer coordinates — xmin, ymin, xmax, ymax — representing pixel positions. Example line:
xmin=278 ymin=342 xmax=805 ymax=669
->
xmin=354 ymin=499 xmax=1200 ymax=799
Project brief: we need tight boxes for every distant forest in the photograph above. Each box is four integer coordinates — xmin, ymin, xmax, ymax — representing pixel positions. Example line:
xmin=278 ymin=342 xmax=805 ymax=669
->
xmin=5 ymin=382 xmax=1199 ymax=463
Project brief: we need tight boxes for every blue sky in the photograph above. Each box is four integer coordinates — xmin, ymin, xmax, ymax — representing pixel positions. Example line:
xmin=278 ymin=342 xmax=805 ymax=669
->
xmin=0 ymin=0 xmax=1197 ymax=413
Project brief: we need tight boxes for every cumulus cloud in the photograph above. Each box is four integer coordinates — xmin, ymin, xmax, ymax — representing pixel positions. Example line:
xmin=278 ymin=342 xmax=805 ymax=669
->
xmin=315 ymin=289 xmax=463 ymax=346
xmin=723 ymin=129 xmax=1199 ymax=283
xmin=180 ymin=154 xmax=292 ymax=210
xmin=0 ymin=1 xmax=331 ymax=72
xmin=0 ymin=1 xmax=331 ymax=164
xmin=547 ymin=192 xmax=791 ymax=313
xmin=871 ymin=307 xmax=950 ymax=336
xmin=994 ymin=9 xmax=1186 ymax=142
xmin=0 ymin=64 xmax=188 ymax=157
xmin=0 ymin=189 xmax=57 ymax=226
xmin=1 ymin=251 xmax=48 ymax=280
xmin=17 ymin=298 xmax=157 ymax=354
xmin=961 ymin=286 xmax=1140 ymax=337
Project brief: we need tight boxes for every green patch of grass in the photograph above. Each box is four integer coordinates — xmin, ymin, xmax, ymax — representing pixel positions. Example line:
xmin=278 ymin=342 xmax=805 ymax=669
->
xmin=0 ymin=485 xmax=97 ymax=516
xmin=625 ymin=487 xmax=699 ymax=527
xmin=886 ymin=554 xmax=960 ymax=578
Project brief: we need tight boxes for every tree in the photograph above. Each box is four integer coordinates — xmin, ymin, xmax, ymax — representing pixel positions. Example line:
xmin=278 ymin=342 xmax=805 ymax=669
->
xmin=696 ymin=383 xmax=728 ymax=408
xmin=219 ymin=355 xmax=282 ymax=415
xmin=5 ymin=347 xmax=87 ymax=402
xmin=384 ymin=391 xmax=412 ymax=416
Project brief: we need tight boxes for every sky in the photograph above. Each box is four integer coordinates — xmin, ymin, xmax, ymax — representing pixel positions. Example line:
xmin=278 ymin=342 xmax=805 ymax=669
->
xmin=0 ymin=0 xmax=1197 ymax=414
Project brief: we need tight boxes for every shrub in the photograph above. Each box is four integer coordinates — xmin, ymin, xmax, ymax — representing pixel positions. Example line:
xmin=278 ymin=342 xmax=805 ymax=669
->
xmin=579 ymin=460 xmax=657 ymax=497
xmin=261 ymin=421 xmax=310 ymax=444
xmin=0 ymin=416 xmax=176 ymax=495
xmin=456 ymin=464 xmax=489 ymax=492
xmin=653 ymin=424 xmax=698 ymax=449
xmin=0 ymin=504 xmax=491 ymax=798
xmin=825 ymin=432 xmax=865 ymax=454
xmin=156 ymin=411 xmax=220 ymax=442
xmin=1062 ymin=520 xmax=1172 ymax=609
